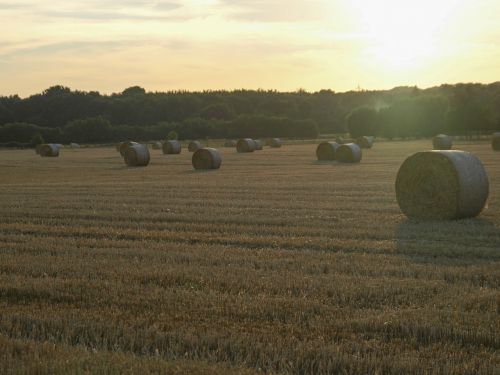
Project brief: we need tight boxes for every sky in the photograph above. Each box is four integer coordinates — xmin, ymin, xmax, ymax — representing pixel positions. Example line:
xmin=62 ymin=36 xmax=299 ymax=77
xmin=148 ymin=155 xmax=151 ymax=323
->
xmin=1 ymin=0 xmax=499 ymax=97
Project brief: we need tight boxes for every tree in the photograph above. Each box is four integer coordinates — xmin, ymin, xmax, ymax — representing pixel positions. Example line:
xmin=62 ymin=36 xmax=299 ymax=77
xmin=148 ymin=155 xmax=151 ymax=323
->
xmin=63 ymin=116 xmax=112 ymax=143
xmin=30 ymin=133 xmax=44 ymax=147
xmin=167 ymin=130 xmax=178 ymax=140
xmin=346 ymin=107 xmax=378 ymax=138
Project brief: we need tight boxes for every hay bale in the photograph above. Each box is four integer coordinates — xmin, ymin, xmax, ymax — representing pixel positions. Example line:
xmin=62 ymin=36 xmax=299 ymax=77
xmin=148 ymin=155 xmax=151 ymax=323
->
xmin=236 ymin=138 xmax=256 ymax=153
xmin=119 ymin=141 xmax=139 ymax=156
xmin=188 ymin=141 xmax=202 ymax=152
xmin=39 ymin=144 xmax=59 ymax=157
xmin=151 ymin=141 xmax=162 ymax=150
xmin=336 ymin=143 xmax=362 ymax=163
xmin=192 ymin=148 xmax=221 ymax=170
xmin=356 ymin=136 xmax=374 ymax=149
xmin=433 ymin=134 xmax=452 ymax=150
xmin=253 ymin=139 xmax=264 ymax=150
xmin=269 ymin=138 xmax=282 ymax=148
xmin=163 ymin=140 xmax=182 ymax=154
xmin=70 ymin=143 xmax=80 ymax=149
xmin=124 ymin=144 xmax=150 ymax=167
xmin=316 ymin=141 xmax=340 ymax=161
xmin=491 ymin=133 xmax=500 ymax=151
xmin=224 ymin=139 xmax=237 ymax=147
xmin=395 ymin=150 xmax=489 ymax=220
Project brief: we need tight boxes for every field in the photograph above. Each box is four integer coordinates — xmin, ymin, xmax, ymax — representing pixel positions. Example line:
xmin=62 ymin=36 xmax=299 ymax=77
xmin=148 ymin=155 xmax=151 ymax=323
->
xmin=0 ymin=140 xmax=499 ymax=374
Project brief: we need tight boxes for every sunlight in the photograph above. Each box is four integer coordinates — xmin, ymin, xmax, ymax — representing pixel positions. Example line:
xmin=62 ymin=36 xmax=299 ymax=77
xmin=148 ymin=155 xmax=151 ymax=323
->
xmin=349 ymin=0 xmax=462 ymax=70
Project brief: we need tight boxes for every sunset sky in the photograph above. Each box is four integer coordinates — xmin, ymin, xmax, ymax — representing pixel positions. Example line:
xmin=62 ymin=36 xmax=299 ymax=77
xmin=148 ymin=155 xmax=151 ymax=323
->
xmin=1 ymin=0 xmax=499 ymax=97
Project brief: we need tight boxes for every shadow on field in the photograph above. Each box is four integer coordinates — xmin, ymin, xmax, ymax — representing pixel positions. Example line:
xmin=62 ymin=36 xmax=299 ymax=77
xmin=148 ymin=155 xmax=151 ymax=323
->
xmin=310 ymin=161 xmax=363 ymax=167
xmin=395 ymin=218 xmax=500 ymax=265
xmin=182 ymin=169 xmax=220 ymax=175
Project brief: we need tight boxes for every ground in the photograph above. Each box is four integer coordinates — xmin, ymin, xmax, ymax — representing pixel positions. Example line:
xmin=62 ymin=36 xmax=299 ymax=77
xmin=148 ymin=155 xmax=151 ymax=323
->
xmin=0 ymin=140 xmax=499 ymax=374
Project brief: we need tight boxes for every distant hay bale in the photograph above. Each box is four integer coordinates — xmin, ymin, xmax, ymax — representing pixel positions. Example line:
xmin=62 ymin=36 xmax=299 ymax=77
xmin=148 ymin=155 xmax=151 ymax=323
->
xmin=188 ymin=141 xmax=202 ymax=152
xmin=236 ymin=138 xmax=256 ymax=153
xmin=433 ymin=134 xmax=452 ymax=150
xmin=356 ymin=136 xmax=374 ymax=149
xmin=396 ymin=150 xmax=489 ymax=220
xmin=253 ymin=139 xmax=263 ymax=150
xmin=163 ymin=140 xmax=182 ymax=154
xmin=70 ymin=143 xmax=80 ymax=149
xmin=336 ymin=143 xmax=362 ymax=163
xmin=269 ymin=138 xmax=282 ymax=148
xmin=224 ymin=139 xmax=237 ymax=147
xmin=492 ymin=133 xmax=500 ymax=151
xmin=316 ymin=141 xmax=340 ymax=161
xmin=39 ymin=144 xmax=59 ymax=157
xmin=151 ymin=142 xmax=162 ymax=150
xmin=124 ymin=144 xmax=150 ymax=167
xmin=192 ymin=148 xmax=221 ymax=170
xmin=336 ymin=136 xmax=354 ymax=144
xmin=119 ymin=141 xmax=139 ymax=156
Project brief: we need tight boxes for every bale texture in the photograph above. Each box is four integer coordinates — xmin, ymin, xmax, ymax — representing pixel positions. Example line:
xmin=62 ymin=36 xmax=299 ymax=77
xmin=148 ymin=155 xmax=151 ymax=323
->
xmin=39 ymin=144 xmax=59 ymax=157
xmin=433 ymin=134 xmax=452 ymax=150
xmin=395 ymin=150 xmax=489 ymax=220
xmin=236 ymin=138 xmax=256 ymax=153
xmin=253 ymin=139 xmax=264 ymax=150
xmin=356 ymin=136 xmax=374 ymax=149
xmin=224 ymin=140 xmax=237 ymax=147
xmin=119 ymin=141 xmax=139 ymax=156
xmin=192 ymin=148 xmax=221 ymax=170
xmin=316 ymin=142 xmax=340 ymax=161
xmin=336 ymin=143 xmax=362 ymax=163
xmin=269 ymin=138 xmax=282 ymax=148
xmin=163 ymin=140 xmax=182 ymax=154
xmin=188 ymin=141 xmax=202 ymax=152
xmin=124 ymin=144 xmax=150 ymax=167
xmin=492 ymin=133 xmax=500 ymax=151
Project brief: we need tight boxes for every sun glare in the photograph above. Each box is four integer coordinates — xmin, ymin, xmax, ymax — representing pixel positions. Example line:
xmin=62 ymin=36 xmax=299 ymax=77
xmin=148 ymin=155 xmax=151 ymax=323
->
xmin=350 ymin=0 xmax=461 ymax=70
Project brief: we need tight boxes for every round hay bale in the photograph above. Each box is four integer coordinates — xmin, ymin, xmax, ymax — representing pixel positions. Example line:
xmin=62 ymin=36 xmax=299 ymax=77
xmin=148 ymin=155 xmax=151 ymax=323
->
xmin=316 ymin=141 xmax=340 ymax=161
xmin=432 ymin=134 xmax=452 ymax=150
xmin=491 ymin=133 xmax=500 ymax=151
xmin=119 ymin=141 xmax=139 ymax=156
xmin=224 ymin=139 xmax=237 ymax=147
xmin=163 ymin=140 xmax=182 ymax=154
xmin=70 ymin=143 xmax=80 ymax=149
xmin=356 ymin=136 xmax=374 ymax=149
xmin=151 ymin=141 xmax=162 ymax=150
xmin=253 ymin=139 xmax=263 ymax=150
xmin=188 ymin=141 xmax=202 ymax=152
xmin=395 ymin=150 xmax=489 ymax=220
xmin=336 ymin=143 xmax=362 ymax=163
xmin=269 ymin=138 xmax=282 ymax=148
xmin=124 ymin=144 xmax=150 ymax=167
xmin=236 ymin=138 xmax=256 ymax=153
xmin=39 ymin=144 xmax=59 ymax=157
xmin=192 ymin=148 xmax=221 ymax=170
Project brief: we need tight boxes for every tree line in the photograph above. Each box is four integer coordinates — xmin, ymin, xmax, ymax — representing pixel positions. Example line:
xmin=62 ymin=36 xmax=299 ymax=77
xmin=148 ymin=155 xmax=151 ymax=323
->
xmin=1 ymin=82 xmax=499 ymax=145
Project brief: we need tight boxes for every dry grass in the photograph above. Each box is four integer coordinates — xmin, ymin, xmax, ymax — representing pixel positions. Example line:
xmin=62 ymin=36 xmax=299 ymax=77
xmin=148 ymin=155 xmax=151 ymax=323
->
xmin=0 ymin=141 xmax=499 ymax=374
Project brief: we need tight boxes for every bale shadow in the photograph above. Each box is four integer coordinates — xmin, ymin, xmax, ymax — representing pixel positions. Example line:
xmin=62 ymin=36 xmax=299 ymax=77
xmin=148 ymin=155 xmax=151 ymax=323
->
xmin=395 ymin=217 xmax=500 ymax=265
xmin=182 ymin=169 xmax=220 ymax=175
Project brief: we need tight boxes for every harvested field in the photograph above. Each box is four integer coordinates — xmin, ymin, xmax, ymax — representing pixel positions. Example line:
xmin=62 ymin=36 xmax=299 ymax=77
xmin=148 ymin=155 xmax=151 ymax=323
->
xmin=0 ymin=140 xmax=499 ymax=374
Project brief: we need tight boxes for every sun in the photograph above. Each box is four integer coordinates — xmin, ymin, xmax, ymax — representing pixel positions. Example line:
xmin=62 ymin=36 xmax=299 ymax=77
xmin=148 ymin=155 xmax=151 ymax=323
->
xmin=349 ymin=0 xmax=461 ymax=70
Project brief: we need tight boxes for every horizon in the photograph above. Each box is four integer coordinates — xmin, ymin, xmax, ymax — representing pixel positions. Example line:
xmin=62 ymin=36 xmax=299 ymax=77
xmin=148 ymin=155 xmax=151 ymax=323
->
xmin=2 ymin=1 xmax=500 ymax=97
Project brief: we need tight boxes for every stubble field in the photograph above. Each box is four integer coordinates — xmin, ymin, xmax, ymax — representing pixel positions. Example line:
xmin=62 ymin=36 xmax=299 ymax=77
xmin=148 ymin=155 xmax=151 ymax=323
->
xmin=0 ymin=140 xmax=499 ymax=374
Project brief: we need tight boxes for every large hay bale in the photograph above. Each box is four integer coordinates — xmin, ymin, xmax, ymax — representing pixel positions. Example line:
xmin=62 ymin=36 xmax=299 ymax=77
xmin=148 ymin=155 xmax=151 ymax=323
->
xmin=188 ymin=141 xmax=202 ymax=152
xmin=432 ymin=134 xmax=452 ymax=150
xmin=336 ymin=143 xmax=362 ymax=163
xmin=163 ymin=140 xmax=182 ymax=154
xmin=151 ymin=141 xmax=162 ymax=150
xmin=39 ymin=144 xmax=59 ymax=157
xmin=192 ymin=148 xmax=221 ymax=170
xmin=395 ymin=150 xmax=489 ymax=220
xmin=236 ymin=138 xmax=256 ymax=153
xmin=253 ymin=139 xmax=264 ymax=150
xmin=119 ymin=141 xmax=139 ymax=156
xmin=492 ymin=133 xmax=500 ymax=151
xmin=269 ymin=138 xmax=282 ymax=148
xmin=316 ymin=141 xmax=340 ymax=161
xmin=224 ymin=139 xmax=237 ymax=147
xmin=124 ymin=144 xmax=150 ymax=167
xmin=356 ymin=136 xmax=374 ymax=149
